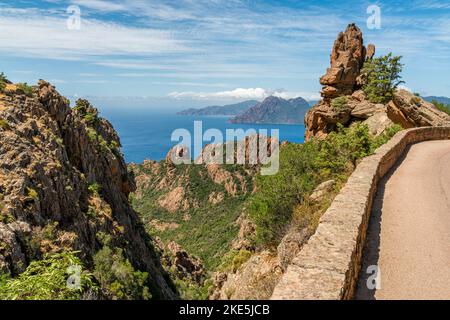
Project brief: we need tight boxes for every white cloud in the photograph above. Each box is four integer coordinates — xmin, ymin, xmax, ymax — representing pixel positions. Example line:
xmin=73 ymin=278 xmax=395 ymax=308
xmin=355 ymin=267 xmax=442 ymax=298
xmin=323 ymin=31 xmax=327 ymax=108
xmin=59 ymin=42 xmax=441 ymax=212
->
xmin=168 ymin=88 xmax=268 ymax=100
xmin=0 ymin=10 xmax=187 ymax=60
xmin=272 ymin=91 xmax=321 ymax=101
xmin=72 ymin=0 xmax=127 ymax=12
xmin=168 ymin=88 xmax=319 ymax=101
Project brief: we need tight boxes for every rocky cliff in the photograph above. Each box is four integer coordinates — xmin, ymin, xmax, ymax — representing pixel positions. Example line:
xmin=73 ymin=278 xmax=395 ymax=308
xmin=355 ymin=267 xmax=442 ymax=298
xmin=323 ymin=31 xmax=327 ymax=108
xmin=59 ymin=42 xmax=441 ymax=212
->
xmin=305 ymin=23 xmax=450 ymax=141
xmin=230 ymin=96 xmax=310 ymax=124
xmin=0 ymin=80 xmax=176 ymax=299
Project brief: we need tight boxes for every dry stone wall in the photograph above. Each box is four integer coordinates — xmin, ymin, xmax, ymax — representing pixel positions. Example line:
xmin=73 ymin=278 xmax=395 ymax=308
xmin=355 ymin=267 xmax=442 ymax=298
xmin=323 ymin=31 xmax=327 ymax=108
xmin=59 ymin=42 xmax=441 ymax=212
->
xmin=271 ymin=126 xmax=450 ymax=300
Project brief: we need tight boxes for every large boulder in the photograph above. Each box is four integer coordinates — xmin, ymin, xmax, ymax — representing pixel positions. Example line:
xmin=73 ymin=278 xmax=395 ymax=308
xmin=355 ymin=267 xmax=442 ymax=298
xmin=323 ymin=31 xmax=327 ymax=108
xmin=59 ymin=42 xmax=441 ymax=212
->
xmin=166 ymin=241 xmax=205 ymax=285
xmin=387 ymin=90 xmax=450 ymax=128
xmin=363 ymin=111 xmax=394 ymax=136
xmin=309 ymin=180 xmax=336 ymax=203
xmin=349 ymin=100 xmax=384 ymax=119
xmin=277 ymin=228 xmax=309 ymax=270
xmin=304 ymin=100 xmax=352 ymax=141
xmin=209 ymin=251 xmax=283 ymax=300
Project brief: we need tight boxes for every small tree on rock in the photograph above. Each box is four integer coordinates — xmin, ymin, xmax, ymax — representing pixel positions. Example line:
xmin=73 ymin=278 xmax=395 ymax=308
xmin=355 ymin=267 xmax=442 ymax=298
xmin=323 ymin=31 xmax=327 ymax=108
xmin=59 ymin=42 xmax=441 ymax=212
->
xmin=361 ymin=53 xmax=404 ymax=104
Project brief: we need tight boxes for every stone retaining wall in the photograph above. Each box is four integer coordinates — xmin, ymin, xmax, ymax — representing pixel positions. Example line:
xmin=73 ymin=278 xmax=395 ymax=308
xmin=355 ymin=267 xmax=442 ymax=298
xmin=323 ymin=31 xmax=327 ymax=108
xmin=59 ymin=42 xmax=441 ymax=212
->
xmin=271 ymin=126 xmax=450 ymax=300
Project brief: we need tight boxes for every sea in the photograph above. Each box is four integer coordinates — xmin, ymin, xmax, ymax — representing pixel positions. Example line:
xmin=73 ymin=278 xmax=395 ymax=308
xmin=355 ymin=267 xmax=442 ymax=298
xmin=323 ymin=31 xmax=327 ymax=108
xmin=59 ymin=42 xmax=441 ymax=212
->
xmin=100 ymin=108 xmax=306 ymax=164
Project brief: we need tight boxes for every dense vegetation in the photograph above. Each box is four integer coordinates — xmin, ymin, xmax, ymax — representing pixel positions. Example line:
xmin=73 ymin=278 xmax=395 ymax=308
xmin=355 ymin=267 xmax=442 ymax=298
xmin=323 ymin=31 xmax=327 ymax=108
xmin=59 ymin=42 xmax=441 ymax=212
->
xmin=249 ymin=123 xmax=403 ymax=246
xmin=131 ymin=163 xmax=254 ymax=271
xmin=0 ymin=252 xmax=96 ymax=300
xmin=130 ymin=161 xmax=256 ymax=299
xmin=331 ymin=96 xmax=349 ymax=112
xmin=93 ymin=245 xmax=151 ymax=300
xmin=362 ymin=53 xmax=404 ymax=104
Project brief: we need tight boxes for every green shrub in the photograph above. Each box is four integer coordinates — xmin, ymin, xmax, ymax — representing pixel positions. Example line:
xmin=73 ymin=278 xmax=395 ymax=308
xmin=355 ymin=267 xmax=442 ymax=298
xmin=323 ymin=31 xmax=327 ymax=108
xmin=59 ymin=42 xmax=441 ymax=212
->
xmin=16 ymin=83 xmax=34 ymax=97
xmin=26 ymin=187 xmax=39 ymax=200
xmin=88 ymin=183 xmax=101 ymax=196
xmin=218 ymin=249 xmax=253 ymax=273
xmin=361 ymin=53 xmax=404 ymax=104
xmin=98 ymin=135 xmax=110 ymax=153
xmin=0 ymin=252 xmax=96 ymax=300
xmin=172 ymin=278 xmax=213 ymax=300
xmin=249 ymin=142 xmax=321 ymax=246
xmin=56 ymin=137 xmax=64 ymax=146
xmin=109 ymin=140 xmax=120 ymax=151
xmin=73 ymin=99 xmax=92 ymax=113
xmin=83 ymin=110 xmax=99 ymax=125
xmin=0 ymin=119 xmax=10 ymax=130
xmin=249 ymin=123 xmax=396 ymax=246
xmin=370 ymin=124 xmax=404 ymax=151
xmin=331 ymin=96 xmax=349 ymax=112
xmin=317 ymin=123 xmax=372 ymax=173
xmin=86 ymin=128 xmax=98 ymax=143
xmin=0 ymin=72 xmax=7 ymax=82
xmin=0 ymin=72 xmax=7 ymax=92
xmin=93 ymin=246 xmax=151 ymax=300
xmin=86 ymin=127 xmax=112 ymax=154
xmin=74 ymin=99 xmax=100 ymax=124
xmin=431 ymin=100 xmax=450 ymax=116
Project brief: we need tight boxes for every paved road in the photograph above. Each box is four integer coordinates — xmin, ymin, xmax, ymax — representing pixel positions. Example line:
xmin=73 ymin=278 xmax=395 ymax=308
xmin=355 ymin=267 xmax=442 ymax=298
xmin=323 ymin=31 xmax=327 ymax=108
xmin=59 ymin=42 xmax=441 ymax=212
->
xmin=355 ymin=140 xmax=450 ymax=300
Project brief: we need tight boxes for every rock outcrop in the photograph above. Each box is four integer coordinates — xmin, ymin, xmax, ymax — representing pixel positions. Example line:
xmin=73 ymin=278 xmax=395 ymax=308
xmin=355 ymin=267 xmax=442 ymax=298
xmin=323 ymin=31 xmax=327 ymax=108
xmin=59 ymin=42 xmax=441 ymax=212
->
xmin=320 ymin=23 xmax=367 ymax=100
xmin=0 ymin=81 xmax=176 ymax=299
xmin=387 ymin=89 xmax=450 ymax=128
xmin=305 ymin=24 xmax=376 ymax=141
xmin=155 ymin=238 xmax=205 ymax=285
xmin=309 ymin=180 xmax=336 ymax=203
xmin=304 ymin=23 xmax=450 ymax=141
xmin=209 ymin=225 xmax=310 ymax=300
xmin=209 ymin=251 xmax=283 ymax=300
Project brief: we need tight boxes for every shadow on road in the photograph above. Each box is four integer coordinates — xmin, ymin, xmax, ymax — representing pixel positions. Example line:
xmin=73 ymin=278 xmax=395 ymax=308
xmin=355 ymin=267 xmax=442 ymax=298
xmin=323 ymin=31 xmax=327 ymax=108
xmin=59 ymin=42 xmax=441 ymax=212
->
xmin=354 ymin=146 xmax=411 ymax=300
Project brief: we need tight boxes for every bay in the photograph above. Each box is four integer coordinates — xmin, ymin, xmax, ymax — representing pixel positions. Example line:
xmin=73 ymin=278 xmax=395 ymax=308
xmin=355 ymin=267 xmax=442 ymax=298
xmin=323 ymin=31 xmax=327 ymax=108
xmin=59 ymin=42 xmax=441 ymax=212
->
xmin=101 ymin=108 xmax=306 ymax=163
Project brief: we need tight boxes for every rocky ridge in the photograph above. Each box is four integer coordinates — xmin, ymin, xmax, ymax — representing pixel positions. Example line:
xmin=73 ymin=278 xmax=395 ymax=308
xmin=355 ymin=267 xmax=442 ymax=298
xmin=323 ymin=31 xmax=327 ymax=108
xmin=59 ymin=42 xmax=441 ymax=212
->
xmin=0 ymin=80 xmax=176 ymax=299
xmin=230 ymin=96 xmax=310 ymax=124
xmin=177 ymin=100 xmax=259 ymax=116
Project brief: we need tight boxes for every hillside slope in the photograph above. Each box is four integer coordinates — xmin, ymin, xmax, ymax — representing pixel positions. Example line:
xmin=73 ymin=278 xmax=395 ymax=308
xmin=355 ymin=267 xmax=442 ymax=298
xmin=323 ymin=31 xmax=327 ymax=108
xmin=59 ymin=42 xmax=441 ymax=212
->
xmin=130 ymin=158 xmax=257 ymax=270
xmin=0 ymin=80 xmax=176 ymax=299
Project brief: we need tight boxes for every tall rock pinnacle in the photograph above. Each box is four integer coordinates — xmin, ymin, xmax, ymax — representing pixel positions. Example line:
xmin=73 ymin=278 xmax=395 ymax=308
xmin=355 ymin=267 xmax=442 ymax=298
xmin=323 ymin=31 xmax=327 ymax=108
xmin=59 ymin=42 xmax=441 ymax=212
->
xmin=320 ymin=23 xmax=374 ymax=100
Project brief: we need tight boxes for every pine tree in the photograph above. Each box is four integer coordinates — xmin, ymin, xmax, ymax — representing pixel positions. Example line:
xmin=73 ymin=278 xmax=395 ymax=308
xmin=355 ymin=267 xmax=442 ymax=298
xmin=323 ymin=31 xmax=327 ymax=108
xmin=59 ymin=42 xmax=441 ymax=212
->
xmin=361 ymin=53 xmax=404 ymax=104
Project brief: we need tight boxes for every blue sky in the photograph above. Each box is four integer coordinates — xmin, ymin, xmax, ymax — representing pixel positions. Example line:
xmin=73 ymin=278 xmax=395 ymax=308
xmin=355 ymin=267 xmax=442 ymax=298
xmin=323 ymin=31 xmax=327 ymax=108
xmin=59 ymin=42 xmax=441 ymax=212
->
xmin=1 ymin=0 xmax=450 ymax=109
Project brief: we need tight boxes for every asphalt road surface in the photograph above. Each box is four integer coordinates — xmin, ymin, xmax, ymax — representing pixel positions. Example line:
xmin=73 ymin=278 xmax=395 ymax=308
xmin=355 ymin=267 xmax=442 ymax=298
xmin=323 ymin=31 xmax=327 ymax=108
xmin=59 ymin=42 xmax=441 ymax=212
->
xmin=355 ymin=140 xmax=450 ymax=300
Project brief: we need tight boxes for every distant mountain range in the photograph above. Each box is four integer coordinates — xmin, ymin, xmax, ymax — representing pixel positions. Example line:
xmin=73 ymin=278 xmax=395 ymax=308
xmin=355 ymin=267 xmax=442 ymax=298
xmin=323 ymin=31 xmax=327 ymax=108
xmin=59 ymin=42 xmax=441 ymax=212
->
xmin=229 ymin=96 xmax=310 ymax=125
xmin=308 ymin=100 xmax=319 ymax=107
xmin=423 ymin=96 xmax=450 ymax=105
xmin=177 ymin=100 xmax=259 ymax=116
